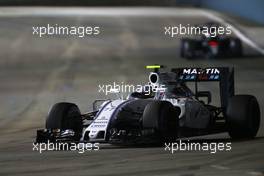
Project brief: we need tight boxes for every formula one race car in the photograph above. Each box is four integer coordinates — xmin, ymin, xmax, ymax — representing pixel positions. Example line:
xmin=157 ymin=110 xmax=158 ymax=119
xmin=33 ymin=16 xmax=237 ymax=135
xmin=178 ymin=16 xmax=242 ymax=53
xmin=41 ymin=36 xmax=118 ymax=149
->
xmin=180 ymin=22 xmax=243 ymax=59
xmin=36 ymin=65 xmax=260 ymax=144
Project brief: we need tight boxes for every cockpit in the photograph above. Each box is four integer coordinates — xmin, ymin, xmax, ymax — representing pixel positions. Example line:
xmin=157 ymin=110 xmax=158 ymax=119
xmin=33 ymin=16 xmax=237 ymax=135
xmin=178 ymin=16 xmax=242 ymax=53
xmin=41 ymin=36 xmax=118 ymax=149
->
xmin=155 ymin=72 xmax=194 ymax=99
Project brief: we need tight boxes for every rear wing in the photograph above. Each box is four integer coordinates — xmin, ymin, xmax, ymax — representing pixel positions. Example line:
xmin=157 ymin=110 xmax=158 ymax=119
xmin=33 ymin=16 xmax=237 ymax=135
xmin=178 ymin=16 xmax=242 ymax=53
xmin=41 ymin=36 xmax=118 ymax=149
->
xmin=171 ymin=67 xmax=234 ymax=109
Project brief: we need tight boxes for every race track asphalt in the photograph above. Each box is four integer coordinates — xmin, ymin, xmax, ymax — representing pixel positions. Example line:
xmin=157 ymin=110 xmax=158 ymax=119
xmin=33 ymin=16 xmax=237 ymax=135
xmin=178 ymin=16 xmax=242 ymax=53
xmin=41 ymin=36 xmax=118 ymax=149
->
xmin=0 ymin=7 xmax=263 ymax=176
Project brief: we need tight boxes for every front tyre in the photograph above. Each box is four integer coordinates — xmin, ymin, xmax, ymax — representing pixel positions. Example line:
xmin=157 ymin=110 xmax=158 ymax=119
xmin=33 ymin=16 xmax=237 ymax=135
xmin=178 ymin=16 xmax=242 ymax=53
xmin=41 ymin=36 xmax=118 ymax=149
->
xmin=142 ymin=101 xmax=179 ymax=142
xmin=226 ymin=95 xmax=260 ymax=139
xmin=46 ymin=102 xmax=82 ymax=135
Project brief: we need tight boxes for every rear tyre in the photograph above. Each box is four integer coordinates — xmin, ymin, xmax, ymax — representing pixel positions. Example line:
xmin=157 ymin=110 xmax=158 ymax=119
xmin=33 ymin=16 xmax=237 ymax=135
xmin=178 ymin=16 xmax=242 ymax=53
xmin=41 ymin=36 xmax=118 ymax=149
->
xmin=229 ymin=38 xmax=243 ymax=57
xmin=226 ymin=95 xmax=260 ymax=139
xmin=142 ymin=101 xmax=179 ymax=142
xmin=46 ymin=102 xmax=82 ymax=135
xmin=180 ymin=39 xmax=186 ymax=58
xmin=205 ymin=49 xmax=214 ymax=59
xmin=180 ymin=39 xmax=195 ymax=59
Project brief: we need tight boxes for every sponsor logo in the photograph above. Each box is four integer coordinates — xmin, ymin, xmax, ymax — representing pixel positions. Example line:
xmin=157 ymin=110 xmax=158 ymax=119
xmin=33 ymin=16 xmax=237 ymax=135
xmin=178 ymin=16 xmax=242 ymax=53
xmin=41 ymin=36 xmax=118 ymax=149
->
xmin=183 ymin=68 xmax=220 ymax=75
xmin=181 ymin=68 xmax=220 ymax=81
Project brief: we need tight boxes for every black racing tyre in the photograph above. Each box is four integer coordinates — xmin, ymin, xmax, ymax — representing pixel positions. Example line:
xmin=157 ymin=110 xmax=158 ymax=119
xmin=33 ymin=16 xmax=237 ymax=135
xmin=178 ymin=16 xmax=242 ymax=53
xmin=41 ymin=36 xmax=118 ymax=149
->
xmin=180 ymin=39 xmax=195 ymax=59
xmin=142 ymin=101 xmax=179 ymax=142
xmin=205 ymin=49 xmax=214 ymax=59
xmin=229 ymin=38 xmax=243 ymax=57
xmin=46 ymin=102 xmax=82 ymax=134
xmin=180 ymin=39 xmax=186 ymax=58
xmin=226 ymin=95 xmax=260 ymax=139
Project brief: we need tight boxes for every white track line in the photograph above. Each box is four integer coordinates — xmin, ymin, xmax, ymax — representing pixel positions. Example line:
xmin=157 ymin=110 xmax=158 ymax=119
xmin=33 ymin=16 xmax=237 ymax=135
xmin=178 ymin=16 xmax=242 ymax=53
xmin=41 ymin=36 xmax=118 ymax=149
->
xmin=247 ymin=171 xmax=263 ymax=176
xmin=0 ymin=7 xmax=207 ymax=17
xmin=211 ymin=165 xmax=230 ymax=170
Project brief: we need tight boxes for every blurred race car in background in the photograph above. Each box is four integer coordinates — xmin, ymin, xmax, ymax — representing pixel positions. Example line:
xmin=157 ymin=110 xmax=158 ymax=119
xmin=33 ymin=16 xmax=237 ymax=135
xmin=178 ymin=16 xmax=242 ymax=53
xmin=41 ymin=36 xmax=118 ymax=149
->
xmin=36 ymin=65 xmax=260 ymax=145
xmin=180 ymin=22 xmax=243 ymax=59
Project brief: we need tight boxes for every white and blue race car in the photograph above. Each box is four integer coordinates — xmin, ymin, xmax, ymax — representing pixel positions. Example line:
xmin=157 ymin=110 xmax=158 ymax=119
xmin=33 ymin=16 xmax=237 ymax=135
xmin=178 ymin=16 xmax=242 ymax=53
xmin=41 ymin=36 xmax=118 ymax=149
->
xmin=36 ymin=65 xmax=260 ymax=144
